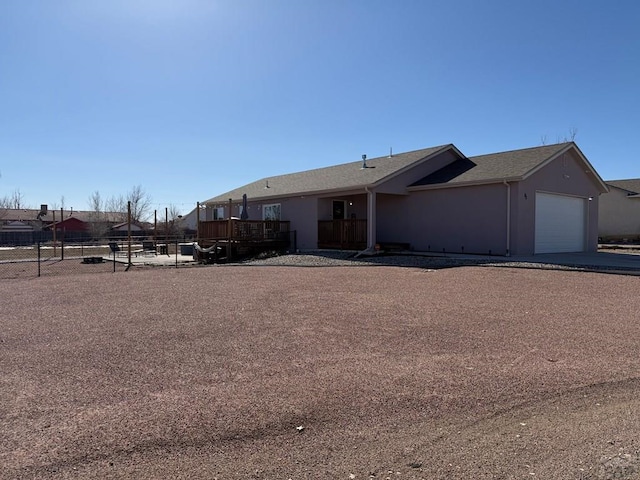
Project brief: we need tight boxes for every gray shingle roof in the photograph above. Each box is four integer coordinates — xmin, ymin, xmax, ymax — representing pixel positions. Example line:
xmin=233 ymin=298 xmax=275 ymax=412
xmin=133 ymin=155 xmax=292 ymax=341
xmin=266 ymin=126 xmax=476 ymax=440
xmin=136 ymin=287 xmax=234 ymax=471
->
xmin=203 ymin=141 xmax=606 ymax=204
xmin=410 ymin=143 xmax=573 ymax=187
xmin=606 ymin=179 xmax=640 ymax=195
xmin=203 ymin=145 xmax=452 ymax=203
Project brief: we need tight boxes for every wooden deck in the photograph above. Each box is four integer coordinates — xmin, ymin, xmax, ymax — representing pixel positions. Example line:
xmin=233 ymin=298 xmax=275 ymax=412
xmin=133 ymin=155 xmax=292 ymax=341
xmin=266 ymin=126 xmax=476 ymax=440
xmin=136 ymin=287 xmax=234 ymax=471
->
xmin=197 ymin=220 xmax=292 ymax=261
xmin=317 ymin=219 xmax=367 ymax=250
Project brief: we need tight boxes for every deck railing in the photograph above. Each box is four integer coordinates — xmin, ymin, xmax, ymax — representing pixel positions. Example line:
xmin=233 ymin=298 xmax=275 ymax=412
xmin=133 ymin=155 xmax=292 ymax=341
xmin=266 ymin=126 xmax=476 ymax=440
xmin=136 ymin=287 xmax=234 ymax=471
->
xmin=318 ymin=219 xmax=367 ymax=249
xmin=198 ymin=220 xmax=290 ymax=242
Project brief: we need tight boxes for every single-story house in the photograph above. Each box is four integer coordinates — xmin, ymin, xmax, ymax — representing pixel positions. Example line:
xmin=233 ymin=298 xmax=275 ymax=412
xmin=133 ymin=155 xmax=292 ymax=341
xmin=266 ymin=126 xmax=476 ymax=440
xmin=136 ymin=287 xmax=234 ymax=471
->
xmin=598 ymin=179 xmax=640 ymax=242
xmin=111 ymin=221 xmax=145 ymax=233
xmin=44 ymin=216 xmax=89 ymax=233
xmin=0 ymin=207 xmax=130 ymax=244
xmin=201 ymin=142 xmax=608 ymax=256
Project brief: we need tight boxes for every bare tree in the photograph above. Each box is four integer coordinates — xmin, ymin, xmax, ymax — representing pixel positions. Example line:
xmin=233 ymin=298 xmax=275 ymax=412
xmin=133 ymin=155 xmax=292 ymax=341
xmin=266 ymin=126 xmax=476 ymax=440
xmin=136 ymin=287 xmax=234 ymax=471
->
xmin=127 ymin=185 xmax=152 ymax=223
xmin=101 ymin=186 xmax=151 ymax=223
xmin=540 ymin=128 xmax=578 ymax=145
xmin=1 ymin=189 xmax=27 ymax=209
xmin=166 ymin=204 xmax=184 ymax=236
xmin=0 ymin=195 xmax=8 ymax=222
xmin=88 ymin=191 xmax=103 ymax=212
xmin=105 ymin=194 xmax=127 ymax=223
xmin=556 ymin=127 xmax=578 ymax=143
xmin=86 ymin=191 xmax=112 ymax=240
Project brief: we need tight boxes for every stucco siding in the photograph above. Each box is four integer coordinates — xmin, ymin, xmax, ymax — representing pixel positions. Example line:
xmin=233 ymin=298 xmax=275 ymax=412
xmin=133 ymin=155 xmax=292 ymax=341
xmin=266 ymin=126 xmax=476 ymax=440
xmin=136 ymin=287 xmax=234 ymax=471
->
xmin=268 ymin=196 xmax=318 ymax=250
xmin=517 ymin=149 xmax=601 ymax=253
xmin=598 ymin=188 xmax=640 ymax=240
xmin=376 ymin=194 xmax=411 ymax=245
xmin=400 ymin=185 xmax=508 ymax=255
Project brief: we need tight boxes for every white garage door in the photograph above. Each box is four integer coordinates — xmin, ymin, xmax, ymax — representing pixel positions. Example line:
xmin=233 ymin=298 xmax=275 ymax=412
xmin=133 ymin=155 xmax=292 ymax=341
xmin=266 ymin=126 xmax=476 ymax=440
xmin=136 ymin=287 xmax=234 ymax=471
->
xmin=535 ymin=192 xmax=586 ymax=254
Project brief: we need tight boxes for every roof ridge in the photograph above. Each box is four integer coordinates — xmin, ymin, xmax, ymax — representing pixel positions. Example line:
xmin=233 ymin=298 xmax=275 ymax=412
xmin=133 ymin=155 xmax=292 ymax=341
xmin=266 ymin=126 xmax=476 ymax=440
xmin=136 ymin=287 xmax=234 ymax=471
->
xmin=470 ymin=142 xmax=572 ymax=159
xmin=258 ymin=144 xmax=452 ymax=181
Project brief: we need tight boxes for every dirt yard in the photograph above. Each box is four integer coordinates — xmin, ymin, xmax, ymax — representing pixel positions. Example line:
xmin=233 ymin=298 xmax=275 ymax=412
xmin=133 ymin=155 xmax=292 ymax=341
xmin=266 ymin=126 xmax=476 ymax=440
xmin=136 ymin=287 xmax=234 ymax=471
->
xmin=1 ymin=265 xmax=639 ymax=479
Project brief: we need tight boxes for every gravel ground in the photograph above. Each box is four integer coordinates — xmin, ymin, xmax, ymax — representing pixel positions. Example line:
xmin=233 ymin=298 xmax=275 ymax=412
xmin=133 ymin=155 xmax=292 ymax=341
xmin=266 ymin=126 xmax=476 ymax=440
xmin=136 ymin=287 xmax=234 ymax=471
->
xmin=1 ymin=259 xmax=640 ymax=479
xmin=238 ymin=250 xmax=629 ymax=273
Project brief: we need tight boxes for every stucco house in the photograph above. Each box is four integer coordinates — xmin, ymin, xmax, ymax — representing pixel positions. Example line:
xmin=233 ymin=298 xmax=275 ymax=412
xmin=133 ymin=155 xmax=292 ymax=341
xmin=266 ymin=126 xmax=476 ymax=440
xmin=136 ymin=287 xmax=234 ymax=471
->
xmin=201 ymin=142 xmax=607 ymax=256
xmin=598 ymin=179 xmax=640 ymax=242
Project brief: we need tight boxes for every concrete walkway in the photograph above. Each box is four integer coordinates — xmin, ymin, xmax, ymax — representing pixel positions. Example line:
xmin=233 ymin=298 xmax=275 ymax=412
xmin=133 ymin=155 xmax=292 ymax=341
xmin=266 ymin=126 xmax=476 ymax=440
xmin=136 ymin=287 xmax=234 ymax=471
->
xmin=105 ymin=253 xmax=197 ymax=266
xmin=433 ymin=249 xmax=640 ymax=274
xmin=513 ymin=251 xmax=640 ymax=270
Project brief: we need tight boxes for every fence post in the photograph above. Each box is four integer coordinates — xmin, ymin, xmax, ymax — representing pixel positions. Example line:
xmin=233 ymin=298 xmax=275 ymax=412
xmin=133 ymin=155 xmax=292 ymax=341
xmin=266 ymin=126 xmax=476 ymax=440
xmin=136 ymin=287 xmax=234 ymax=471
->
xmin=37 ymin=242 xmax=41 ymax=277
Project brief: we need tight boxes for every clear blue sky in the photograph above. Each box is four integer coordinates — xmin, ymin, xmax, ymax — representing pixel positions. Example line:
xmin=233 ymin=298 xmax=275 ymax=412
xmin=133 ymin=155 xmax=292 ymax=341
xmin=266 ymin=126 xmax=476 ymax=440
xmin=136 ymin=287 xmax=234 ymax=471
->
xmin=1 ymin=0 xmax=639 ymax=214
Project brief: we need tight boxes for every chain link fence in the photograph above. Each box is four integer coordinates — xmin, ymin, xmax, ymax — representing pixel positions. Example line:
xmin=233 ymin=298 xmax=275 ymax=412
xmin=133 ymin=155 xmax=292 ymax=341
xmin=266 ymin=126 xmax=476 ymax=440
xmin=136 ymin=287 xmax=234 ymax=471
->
xmin=0 ymin=237 xmax=201 ymax=280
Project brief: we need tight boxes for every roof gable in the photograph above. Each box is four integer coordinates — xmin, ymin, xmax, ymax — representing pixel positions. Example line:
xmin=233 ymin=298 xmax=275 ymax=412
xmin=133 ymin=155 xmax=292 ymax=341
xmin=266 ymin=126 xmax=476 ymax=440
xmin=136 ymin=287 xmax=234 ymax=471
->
xmin=203 ymin=145 xmax=455 ymax=203
xmin=410 ymin=142 xmax=608 ymax=193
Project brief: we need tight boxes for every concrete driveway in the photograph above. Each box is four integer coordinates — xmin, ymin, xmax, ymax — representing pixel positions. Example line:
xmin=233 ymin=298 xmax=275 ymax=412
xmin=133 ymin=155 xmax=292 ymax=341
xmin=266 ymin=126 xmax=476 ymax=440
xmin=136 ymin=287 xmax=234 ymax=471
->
xmin=512 ymin=250 xmax=640 ymax=271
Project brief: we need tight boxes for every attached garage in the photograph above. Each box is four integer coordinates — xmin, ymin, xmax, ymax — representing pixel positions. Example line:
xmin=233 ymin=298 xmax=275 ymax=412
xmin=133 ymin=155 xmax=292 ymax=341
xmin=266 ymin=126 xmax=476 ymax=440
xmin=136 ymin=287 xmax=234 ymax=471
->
xmin=534 ymin=192 xmax=586 ymax=253
xmin=203 ymin=141 xmax=608 ymax=256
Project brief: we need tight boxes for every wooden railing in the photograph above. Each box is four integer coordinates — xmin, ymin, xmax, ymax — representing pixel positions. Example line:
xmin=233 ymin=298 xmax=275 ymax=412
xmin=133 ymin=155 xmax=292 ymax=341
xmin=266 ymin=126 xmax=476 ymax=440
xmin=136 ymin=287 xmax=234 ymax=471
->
xmin=198 ymin=220 xmax=290 ymax=242
xmin=318 ymin=219 xmax=367 ymax=249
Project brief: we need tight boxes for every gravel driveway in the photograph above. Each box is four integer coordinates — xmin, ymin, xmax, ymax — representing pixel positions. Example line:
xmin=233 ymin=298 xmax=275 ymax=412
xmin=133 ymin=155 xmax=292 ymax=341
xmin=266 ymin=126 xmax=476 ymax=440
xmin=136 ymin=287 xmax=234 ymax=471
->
xmin=1 ymin=259 xmax=639 ymax=479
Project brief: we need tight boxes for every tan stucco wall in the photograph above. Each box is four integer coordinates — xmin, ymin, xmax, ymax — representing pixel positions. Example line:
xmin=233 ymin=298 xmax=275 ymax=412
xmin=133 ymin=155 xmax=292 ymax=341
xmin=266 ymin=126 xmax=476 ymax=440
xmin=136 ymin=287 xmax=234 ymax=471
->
xmin=598 ymin=187 xmax=640 ymax=240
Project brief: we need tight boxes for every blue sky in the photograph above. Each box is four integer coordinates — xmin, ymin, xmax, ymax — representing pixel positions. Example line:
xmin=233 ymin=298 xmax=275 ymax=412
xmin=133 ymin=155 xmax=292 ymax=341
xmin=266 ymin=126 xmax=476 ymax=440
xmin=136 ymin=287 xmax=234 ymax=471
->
xmin=1 ymin=0 xmax=639 ymax=214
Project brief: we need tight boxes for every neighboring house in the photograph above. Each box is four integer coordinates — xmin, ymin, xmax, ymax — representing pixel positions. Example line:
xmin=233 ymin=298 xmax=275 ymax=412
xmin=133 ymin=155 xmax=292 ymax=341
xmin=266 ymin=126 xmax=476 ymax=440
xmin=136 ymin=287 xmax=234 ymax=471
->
xmin=598 ymin=179 xmax=640 ymax=242
xmin=111 ymin=222 xmax=145 ymax=233
xmin=0 ymin=207 xmax=128 ymax=244
xmin=178 ymin=206 xmax=200 ymax=232
xmin=0 ymin=220 xmax=37 ymax=245
xmin=44 ymin=216 xmax=89 ymax=233
xmin=201 ymin=142 xmax=608 ymax=256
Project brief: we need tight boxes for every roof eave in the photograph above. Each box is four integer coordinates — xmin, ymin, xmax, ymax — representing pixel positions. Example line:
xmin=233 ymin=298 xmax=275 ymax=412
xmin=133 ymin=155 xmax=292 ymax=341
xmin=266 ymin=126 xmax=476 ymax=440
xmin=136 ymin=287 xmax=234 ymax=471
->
xmin=407 ymin=176 xmax=523 ymax=191
xmin=202 ymin=184 xmax=377 ymax=205
xmin=605 ymin=183 xmax=639 ymax=195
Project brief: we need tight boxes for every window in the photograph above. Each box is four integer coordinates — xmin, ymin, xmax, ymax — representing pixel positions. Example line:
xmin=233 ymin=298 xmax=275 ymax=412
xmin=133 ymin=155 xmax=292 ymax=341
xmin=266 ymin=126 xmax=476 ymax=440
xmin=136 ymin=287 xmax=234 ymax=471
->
xmin=212 ymin=207 xmax=224 ymax=220
xmin=263 ymin=203 xmax=281 ymax=221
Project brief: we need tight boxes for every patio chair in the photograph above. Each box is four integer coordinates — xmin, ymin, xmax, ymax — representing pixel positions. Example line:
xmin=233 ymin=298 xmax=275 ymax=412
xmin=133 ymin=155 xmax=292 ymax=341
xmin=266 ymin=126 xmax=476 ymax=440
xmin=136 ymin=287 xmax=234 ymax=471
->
xmin=142 ymin=240 xmax=157 ymax=256
xmin=108 ymin=241 xmax=143 ymax=258
xmin=108 ymin=242 xmax=126 ymax=257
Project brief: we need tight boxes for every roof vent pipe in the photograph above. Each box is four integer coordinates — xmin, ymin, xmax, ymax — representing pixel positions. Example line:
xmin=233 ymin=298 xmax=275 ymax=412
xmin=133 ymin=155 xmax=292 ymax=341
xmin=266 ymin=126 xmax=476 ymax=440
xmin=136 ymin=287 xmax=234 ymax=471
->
xmin=361 ymin=154 xmax=367 ymax=169
xmin=389 ymin=147 xmax=393 ymax=158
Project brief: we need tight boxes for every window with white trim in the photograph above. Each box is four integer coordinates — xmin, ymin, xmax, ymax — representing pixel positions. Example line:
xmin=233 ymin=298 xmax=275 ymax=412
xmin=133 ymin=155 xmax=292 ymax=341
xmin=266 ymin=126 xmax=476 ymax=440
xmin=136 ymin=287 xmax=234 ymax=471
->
xmin=263 ymin=203 xmax=281 ymax=221
xmin=212 ymin=207 xmax=224 ymax=220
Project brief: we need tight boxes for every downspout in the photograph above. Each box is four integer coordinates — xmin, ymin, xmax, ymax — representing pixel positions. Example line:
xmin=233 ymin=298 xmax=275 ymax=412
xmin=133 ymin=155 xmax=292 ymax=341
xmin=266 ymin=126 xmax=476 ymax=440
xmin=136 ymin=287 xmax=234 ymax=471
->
xmin=359 ymin=186 xmax=376 ymax=255
xmin=503 ymin=180 xmax=511 ymax=256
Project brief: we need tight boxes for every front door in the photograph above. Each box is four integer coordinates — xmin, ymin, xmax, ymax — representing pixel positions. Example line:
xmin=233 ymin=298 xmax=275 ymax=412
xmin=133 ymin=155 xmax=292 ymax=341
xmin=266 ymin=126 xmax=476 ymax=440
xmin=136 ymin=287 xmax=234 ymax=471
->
xmin=332 ymin=200 xmax=346 ymax=220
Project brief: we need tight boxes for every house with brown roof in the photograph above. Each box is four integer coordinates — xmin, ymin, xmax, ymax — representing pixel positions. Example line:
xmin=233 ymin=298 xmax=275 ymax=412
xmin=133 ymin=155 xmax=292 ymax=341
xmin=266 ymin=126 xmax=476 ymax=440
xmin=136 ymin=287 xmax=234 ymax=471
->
xmin=202 ymin=142 xmax=608 ymax=256
xmin=0 ymin=207 xmax=128 ymax=244
xmin=598 ymin=179 xmax=640 ymax=242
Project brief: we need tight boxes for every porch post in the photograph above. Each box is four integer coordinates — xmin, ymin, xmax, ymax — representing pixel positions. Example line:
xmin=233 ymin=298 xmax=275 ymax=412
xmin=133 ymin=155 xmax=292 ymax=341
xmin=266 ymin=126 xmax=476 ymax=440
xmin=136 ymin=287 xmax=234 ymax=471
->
xmin=366 ymin=187 xmax=376 ymax=250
